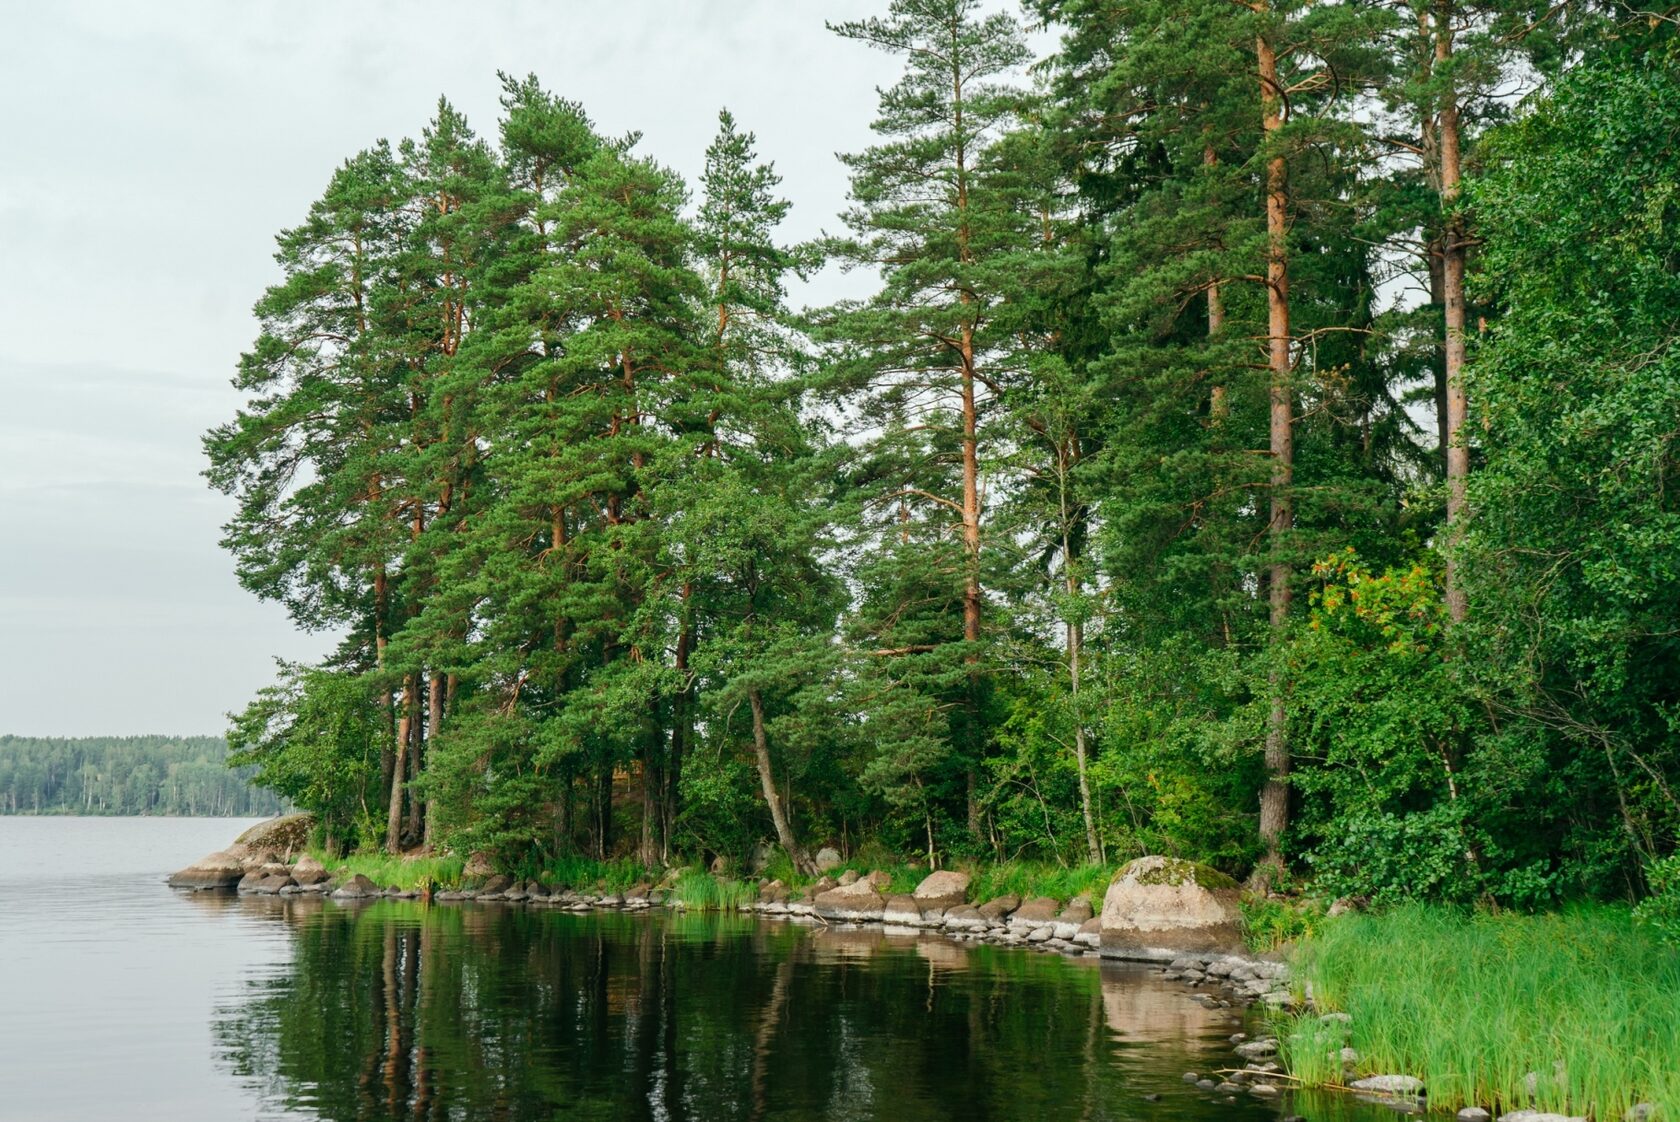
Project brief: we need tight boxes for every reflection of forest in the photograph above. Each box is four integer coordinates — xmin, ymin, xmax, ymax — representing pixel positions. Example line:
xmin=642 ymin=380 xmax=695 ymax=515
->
xmin=212 ymin=903 xmax=1276 ymax=1122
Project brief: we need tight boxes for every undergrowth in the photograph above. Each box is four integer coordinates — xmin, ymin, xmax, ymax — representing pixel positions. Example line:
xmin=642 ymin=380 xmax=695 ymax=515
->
xmin=1282 ymin=904 xmax=1678 ymax=1120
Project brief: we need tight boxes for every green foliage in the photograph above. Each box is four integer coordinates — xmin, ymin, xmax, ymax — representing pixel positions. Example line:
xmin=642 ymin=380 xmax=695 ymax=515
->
xmin=1634 ymin=854 xmax=1680 ymax=946
xmin=1238 ymin=896 xmax=1321 ymax=953
xmin=0 ymin=735 xmax=283 ymax=817
xmin=1288 ymin=905 xmax=1680 ymax=1118
xmin=963 ymin=861 xmax=1112 ymax=905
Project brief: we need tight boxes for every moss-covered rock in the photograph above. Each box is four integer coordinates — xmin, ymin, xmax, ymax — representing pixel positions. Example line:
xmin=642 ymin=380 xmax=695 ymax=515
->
xmin=1100 ymin=855 xmax=1243 ymax=961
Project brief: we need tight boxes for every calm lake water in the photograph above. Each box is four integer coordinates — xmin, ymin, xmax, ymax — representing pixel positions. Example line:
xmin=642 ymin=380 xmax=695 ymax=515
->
xmin=0 ymin=817 xmax=1389 ymax=1121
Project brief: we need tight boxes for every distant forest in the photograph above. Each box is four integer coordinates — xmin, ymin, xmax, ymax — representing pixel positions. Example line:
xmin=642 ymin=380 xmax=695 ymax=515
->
xmin=0 ymin=735 xmax=284 ymax=816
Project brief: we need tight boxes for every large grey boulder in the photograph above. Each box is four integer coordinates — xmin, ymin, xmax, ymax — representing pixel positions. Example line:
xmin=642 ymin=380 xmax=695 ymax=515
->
xmin=231 ymin=814 xmax=314 ymax=861
xmin=912 ymin=870 xmax=971 ymax=910
xmin=814 ymin=847 xmax=843 ymax=873
xmin=813 ymin=878 xmax=886 ymax=922
xmin=1099 ymin=856 xmax=1243 ymax=960
xmin=166 ymin=850 xmax=246 ymax=890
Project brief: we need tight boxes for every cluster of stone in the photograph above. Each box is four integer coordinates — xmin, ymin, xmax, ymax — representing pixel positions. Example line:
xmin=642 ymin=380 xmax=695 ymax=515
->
xmin=749 ymin=869 xmax=1105 ymax=956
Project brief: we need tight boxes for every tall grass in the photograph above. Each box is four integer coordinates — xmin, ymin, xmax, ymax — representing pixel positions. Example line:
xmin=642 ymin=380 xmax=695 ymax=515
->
xmin=536 ymin=854 xmax=650 ymax=892
xmin=1282 ymin=904 xmax=1678 ymax=1119
xmin=668 ymin=870 xmax=755 ymax=911
xmin=964 ymin=861 xmax=1113 ymax=904
xmin=323 ymin=852 xmax=466 ymax=891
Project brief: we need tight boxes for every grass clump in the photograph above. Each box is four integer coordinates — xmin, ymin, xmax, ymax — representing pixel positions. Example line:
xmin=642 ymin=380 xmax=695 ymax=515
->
xmin=668 ymin=870 xmax=755 ymax=911
xmin=1285 ymin=904 xmax=1678 ymax=1119
xmin=1240 ymin=896 xmax=1323 ymax=954
xmin=536 ymin=854 xmax=650 ymax=892
xmin=323 ymin=852 xmax=466 ymax=891
xmin=965 ymin=860 xmax=1113 ymax=905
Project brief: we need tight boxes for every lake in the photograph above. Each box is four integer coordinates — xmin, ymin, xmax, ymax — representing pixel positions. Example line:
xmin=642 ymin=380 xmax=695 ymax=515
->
xmin=0 ymin=817 xmax=1387 ymax=1121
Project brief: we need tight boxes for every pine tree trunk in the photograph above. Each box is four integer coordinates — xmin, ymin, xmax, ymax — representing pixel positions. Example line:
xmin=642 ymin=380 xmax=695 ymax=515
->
xmin=749 ymin=687 xmax=812 ymax=875
xmin=423 ymin=672 xmax=444 ymax=847
xmin=960 ymin=327 xmax=984 ymax=843
xmin=386 ymin=672 xmax=417 ymax=853
xmin=1256 ymin=17 xmax=1293 ymax=882
xmin=1437 ymin=4 xmax=1470 ymax=624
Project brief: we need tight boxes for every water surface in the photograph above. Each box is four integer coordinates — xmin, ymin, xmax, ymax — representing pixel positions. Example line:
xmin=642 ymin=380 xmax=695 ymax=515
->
xmin=0 ymin=818 xmax=1385 ymax=1121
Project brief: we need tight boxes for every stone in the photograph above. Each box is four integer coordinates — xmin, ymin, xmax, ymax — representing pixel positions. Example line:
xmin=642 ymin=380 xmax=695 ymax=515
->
xmin=1182 ymin=1072 xmax=1199 ymax=1084
xmin=291 ymin=856 xmax=331 ymax=887
xmin=1499 ymin=1113 xmax=1586 ymax=1122
xmin=1321 ymin=1011 xmax=1354 ymax=1025
xmin=231 ymin=814 xmax=314 ymax=860
xmin=749 ymin=841 xmax=775 ymax=873
xmin=808 ymin=876 xmax=838 ymax=898
xmin=1458 ymin=1110 xmax=1492 ymax=1122
xmin=1099 ymin=856 xmax=1243 ymax=961
xmin=166 ymin=850 xmax=246 ymax=890
xmin=863 ymin=870 xmax=893 ymax=892
xmin=838 ymin=869 xmax=860 ymax=887
xmin=1351 ymin=1076 xmax=1425 ymax=1097
xmin=1250 ymin=1085 xmax=1281 ymax=1097
xmin=710 ymin=854 xmax=731 ymax=876
xmin=479 ymin=874 xmax=513 ymax=896
xmin=332 ymin=874 xmax=381 ymax=899
xmin=912 ymin=870 xmax=971 ymax=910
xmin=813 ymin=879 xmax=886 ymax=922
xmin=1008 ymin=896 xmax=1061 ymax=927
xmin=814 ymin=847 xmax=843 ymax=873
xmin=943 ymin=904 xmax=987 ymax=932
xmin=977 ymin=894 xmax=1021 ymax=922
xmin=463 ymin=851 xmax=496 ymax=879
xmin=1624 ymin=1107 xmax=1655 ymax=1122
xmin=1059 ymin=894 xmax=1095 ymax=923
xmin=1341 ymin=1047 xmax=1360 ymax=1066
xmin=1328 ymin=895 xmax=1368 ymax=917
xmin=1196 ymin=1079 xmax=1218 ymax=1090
xmin=1026 ymin=926 xmax=1054 ymax=944
xmin=883 ymin=894 xmax=923 ymax=926
xmin=1235 ymin=1039 xmax=1278 ymax=1060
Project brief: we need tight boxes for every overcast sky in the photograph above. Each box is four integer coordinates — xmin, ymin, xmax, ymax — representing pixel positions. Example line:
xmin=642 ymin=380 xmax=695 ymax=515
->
xmin=0 ymin=1 xmax=929 ymax=737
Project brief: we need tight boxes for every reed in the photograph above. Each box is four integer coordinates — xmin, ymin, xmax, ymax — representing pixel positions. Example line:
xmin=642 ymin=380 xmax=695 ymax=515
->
xmin=1282 ymin=904 xmax=1678 ymax=1120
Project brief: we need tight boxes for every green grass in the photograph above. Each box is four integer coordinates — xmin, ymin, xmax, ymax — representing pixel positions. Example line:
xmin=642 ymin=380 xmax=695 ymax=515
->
xmin=321 ymin=851 xmax=466 ymax=891
xmin=535 ymin=854 xmax=652 ymax=892
xmin=668 ymin=870 xmax=756 ymax=911
xmin=963 ymin=860 xmax=1113 ymax=905
xmin=1280 ymin=904 xmax=1678 ymax=1120
xmin=1241 ymin=895 xmax=1324 ymax=954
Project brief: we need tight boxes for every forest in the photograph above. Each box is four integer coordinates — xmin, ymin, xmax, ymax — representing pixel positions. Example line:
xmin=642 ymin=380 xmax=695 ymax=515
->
xmin=209 ymin=0 xmax=1680 ymax=911
xmin=0 ymin=736 xmax=284 ymax=817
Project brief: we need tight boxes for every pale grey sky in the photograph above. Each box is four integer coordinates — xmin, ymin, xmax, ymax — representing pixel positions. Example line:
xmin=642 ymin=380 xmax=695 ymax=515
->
xmin=0 ymin=1 xmax=914 ymax=736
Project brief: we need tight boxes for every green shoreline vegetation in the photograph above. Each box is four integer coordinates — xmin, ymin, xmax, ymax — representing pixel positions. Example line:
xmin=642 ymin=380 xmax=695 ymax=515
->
xmin=202 ymin=3 xmax=1680 ymax=1117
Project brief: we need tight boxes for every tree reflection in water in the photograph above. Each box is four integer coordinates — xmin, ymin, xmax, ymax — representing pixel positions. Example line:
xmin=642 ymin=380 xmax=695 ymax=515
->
xmin=211 ymin=900 xmax=1363 ymax=1122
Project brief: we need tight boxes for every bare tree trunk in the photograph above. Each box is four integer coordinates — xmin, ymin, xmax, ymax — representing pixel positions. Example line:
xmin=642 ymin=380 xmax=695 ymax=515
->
xmin=1256 ymin=17 xmax=1293 ymax=883
xmin=749 ymin=688 xmax=813 ymax=875
xmin=1205 ymin=141 xmax=1230 ymax=424
xmin=423 ymin=672 xmax=444 ymax=847
xmin=1437 ymin=2 xmax=1470 ymax=625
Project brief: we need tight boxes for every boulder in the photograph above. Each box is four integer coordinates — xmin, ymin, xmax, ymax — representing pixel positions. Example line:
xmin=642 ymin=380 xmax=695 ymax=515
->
xmin=882 ymin=894 xmax=923 ymax=926
xmin=838 ymin=869 xmax=860 ymax=887
xmin=291 ymin=856 xmax=331 ymax=887
xmin=1458 ymin=1110 xmax=1492 ymax=1122
xmin=1073 ymin=916 xmax=1102 ymax=948
xmin=912 ymin=870 xmax=971 ymax=910
xmin=862 ymin=870 xmax=893 ymax=892
xmin=1059 ymin=894 xmax=1095 ymax=923
xmin=231 ymin=814 xmax=314 ymax=861
xmin=943 ymin=904 xmax=987 ymax=932
xmin=710 ymin=854 xmax=732 ymax=876
xmin=331 ymin=874 xmax=381 ymax=899
xmin=1099 ymin=856 xmax=1243 ymax=960
xmin=813 ymin=879 xmax=886 ymax=922
xmin=463 ymin=851 xmax=497 ymax=879
xmin=166 ymin=851 xmax=246 ymax=890
xmin=814 ymin=847 xmax=843 ymax=873
xmin=1008 ymin=896 xmax=1061 ymax=927
xmin=1498 ymin=1114 xmax=1585 ymax=1122
xmin=977 ymin=894 xmax=1021 ymax=922
xmin=806 ymin=876 xmax=838 ymax=899
xmin=478 ymin=874 xmax=514 ymax=896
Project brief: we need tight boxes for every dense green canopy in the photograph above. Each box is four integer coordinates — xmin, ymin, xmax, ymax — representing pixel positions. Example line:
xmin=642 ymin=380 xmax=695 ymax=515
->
xmin=206 ymin=3 xmax=1680 ymax=910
